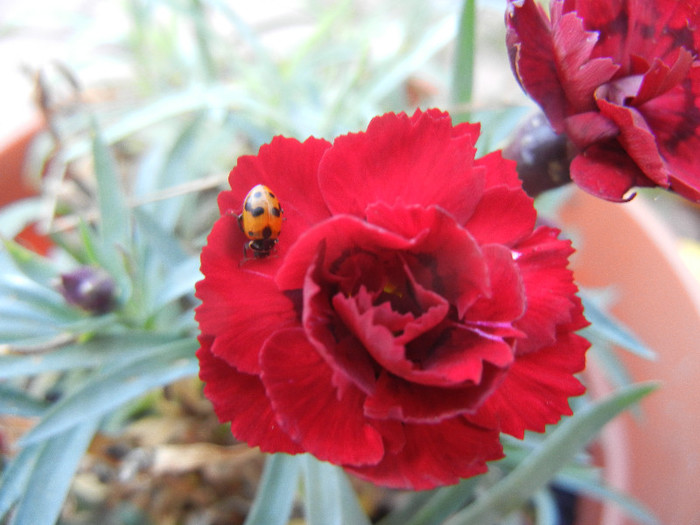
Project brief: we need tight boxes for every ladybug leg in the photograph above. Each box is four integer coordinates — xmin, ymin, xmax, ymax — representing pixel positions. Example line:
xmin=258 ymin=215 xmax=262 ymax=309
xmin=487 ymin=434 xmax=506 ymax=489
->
xmin=239 ymin=242 xmax=252 ymax=266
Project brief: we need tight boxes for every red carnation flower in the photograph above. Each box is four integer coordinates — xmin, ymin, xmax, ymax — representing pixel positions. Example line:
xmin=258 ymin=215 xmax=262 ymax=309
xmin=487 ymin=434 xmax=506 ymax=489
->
xmin=506 ymin=0 xmax=700 ymax=202
xmin=195 ymin=109 xmax=589 ymax=490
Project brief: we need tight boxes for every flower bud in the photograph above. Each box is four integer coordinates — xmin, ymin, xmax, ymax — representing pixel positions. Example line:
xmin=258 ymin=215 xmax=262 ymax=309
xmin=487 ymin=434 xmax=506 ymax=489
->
xmin=503 ymin=112 xmax=574 ymax=198
xmin=58 ymin=266 xmax=116 ymax=315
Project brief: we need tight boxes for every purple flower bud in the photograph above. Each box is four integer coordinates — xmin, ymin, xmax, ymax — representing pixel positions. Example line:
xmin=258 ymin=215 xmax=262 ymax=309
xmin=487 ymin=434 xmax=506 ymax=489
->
xmin=503 ymin=112 xmax=575 ymax=198
xmin=58 ymin=267 xmax=116 ymax=314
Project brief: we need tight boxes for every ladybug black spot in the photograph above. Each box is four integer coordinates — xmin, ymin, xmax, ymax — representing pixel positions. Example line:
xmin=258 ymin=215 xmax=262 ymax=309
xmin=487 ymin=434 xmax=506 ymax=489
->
xmin=271 ymin=206 xmax=281 ymax=218
xmin=262 ymin=226 xmax=272 ymax=239
xmin=250 ymin=206 xmax=265 ymax=218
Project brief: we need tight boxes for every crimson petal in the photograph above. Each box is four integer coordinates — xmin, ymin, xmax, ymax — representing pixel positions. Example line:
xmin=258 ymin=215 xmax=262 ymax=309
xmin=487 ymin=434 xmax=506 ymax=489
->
xmin=195 ymin=216 xmax=298 ymax=374
xmin=466 ymin=332 xmax=588 ymax=438
xmin=197 ymin=339 xmax=303 ymax=454
xmin=218 ymin=135 xmax=332 ymax=262
xmin=363 ymin=351 xmax=506 ymax=423
xmin=319 ymin=110 xmax=485 ymax=224
xmin=346 ymin=417 xmax=504 ymax=490
xmin=512 ymin=227 xmax=583 ymax=354
xmin=260 ymin=327 xmax=385 ymax=466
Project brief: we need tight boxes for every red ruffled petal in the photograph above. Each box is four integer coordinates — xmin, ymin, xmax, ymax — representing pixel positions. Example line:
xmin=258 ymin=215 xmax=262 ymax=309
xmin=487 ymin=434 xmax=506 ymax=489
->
xmin=260 ymin=328 xmax=385 ymax=466
xmin=512 ymin=227 xmax=583 ymax=354
xmin=596 ymin=98 xmax=671 ymax=187
xmin=569 ymin=143 xmax=651 ymax=201
xmin=197 ymin=338 xmax=303 ymax=454
xmin=195 ymin=216 xmax=299 ymax=374
xmin=474 ymin=150 xmax=522 ymax=190
xmin=365 ymin=203 xmax=490 ymax=317
xmin=464 ymin=185 xmax=537 ymax=247
xmin=318 ymin=110 xmax=485 ymax=224
xmin=346 ymin=417 xmax=504 ymax=490
xmin=218 ymin=135 xmax=332 ymax=259
xmin=552 ymin=9 xmax=619 ymax=110
xmin=506 ymin=0 xmax=569 ymax=131
xmin=276 ymin=214 xmax=413 ymax=291
xmin=362 ymin=349 xmax=506 ymax=423
xmin=463 ymin=244 xmax=525 ymax=324
xmin=466 ymin=331 xmax=588 ymax=438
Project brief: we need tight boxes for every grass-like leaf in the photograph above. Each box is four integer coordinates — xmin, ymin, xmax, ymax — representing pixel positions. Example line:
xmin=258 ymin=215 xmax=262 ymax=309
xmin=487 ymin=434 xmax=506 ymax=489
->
xmin=2 ymin=239 xmax=61 ymax=290
xmin=153 ymin=256 xmax=202 ymax=310
xmin=532 ymin=489 xmax=559 ymax=525
xmin=18 ymin=337 xmax=197 ymax=446
xmin=0 ymin=272 xmax=75 ymax=325
xmin=0 ymin=198 xmax=46 ymax=241
xmin=0 ymin=384 xmax=49 ymax=417
xmin=0 ymin=443 xmax=42 ymax=520
xmin=149 ymin=113 xmax=208 ymax=232
xmin=243 ymin=454 xmax=301 ymax=525
xmin=554 ymin=471 xmax=659 ymax=525
xmin=380 ymin=477 xmax=484 ymax=525
xmin=10 ymin=418 xmax=99 ymax=525
xmin=581 ymin=291 xmax=656 ymax=360
xmin=452 ymin=0 xmax=476 ymax=114
xmin=301 ymin=454 xmax=371 ymax=525
xmin=92 ymin=122 xmax=131 ymax=249
xmin=444 ymin=383 xmax=659 ymax=525
xmin=0 ymin=332 xmax=182 ymax=379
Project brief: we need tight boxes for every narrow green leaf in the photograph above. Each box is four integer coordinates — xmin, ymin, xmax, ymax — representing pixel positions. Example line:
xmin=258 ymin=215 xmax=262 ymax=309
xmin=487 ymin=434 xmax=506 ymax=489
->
xmin=0 ymin=443 xmax=41 ymax=520
xmin=133 ymin=208 xmax=189 ymax=265
xmin=11 ymin=418 xmax=99 ymax=525
xmin=18 ymin=338 xmax=197 ymax=446
xmin=76 ymin=219 xmax=101 ymax=265
xmin=587 ymin=342 xmax=635 ymax=394
xmin=3 ymin=237 xmax=61 ymax=290
xmin=533 ymin=489 xmax=558 ymax=525
xmin=444 ymin=383 xmax=658 ymax=525
xmin=0 ymin=332 xmax=182 ymax=379
xmin=0 ymin=384 xmax=48 ymax=416
xmin=301 ymin=454 xmax=371 ymax=525
xmin=0 ymin=271 xmax=66 ymax=310
xmin=452 ymin=0 xmax=476 ymax=116
xmin=151 ymin=113 xmax=207 ymax=231
xmin=92 ymin=123 xmax=131 ymax=248
xmin=0 ymin=197 xmax=46 ymax=241
xmin=581 ymin=292 xmax=655 ymax=360
xmin=153 ymin=256 xmax=201 ymax=310
xmin=244 ymin=454 xmax=301 ymax=525
xmin=376 ymin=491 xmax=437 ymax=525
xmin=412 ymin=480 xmax=481 ymax=525
xmin=554 ymin=472 xmax=659 ymax=525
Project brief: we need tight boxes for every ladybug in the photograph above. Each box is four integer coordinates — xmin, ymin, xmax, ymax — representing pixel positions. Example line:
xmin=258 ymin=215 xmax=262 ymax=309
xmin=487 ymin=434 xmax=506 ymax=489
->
xmin=237 ymin=184 xmax=284 ymax=258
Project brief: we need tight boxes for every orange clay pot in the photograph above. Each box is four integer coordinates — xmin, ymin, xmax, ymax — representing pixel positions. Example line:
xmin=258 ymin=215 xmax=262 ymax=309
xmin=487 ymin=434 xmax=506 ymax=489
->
xmin=0 ymin=119 xmax=52 ymax=255
xmin=558 ymin=188 xmax=700 ymax=525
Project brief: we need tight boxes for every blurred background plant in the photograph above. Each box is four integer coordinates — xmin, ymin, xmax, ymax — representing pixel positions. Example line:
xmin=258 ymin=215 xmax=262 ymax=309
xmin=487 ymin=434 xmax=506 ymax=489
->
xmin=0 ymin=0 xmax=683 ymax=524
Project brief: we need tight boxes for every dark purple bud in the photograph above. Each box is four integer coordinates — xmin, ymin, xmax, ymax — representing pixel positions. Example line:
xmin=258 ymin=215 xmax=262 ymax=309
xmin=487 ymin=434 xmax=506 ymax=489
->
xmin=503 ymin=112 xmax=575 ymax=198
xmin=59 ymin=266 xmax=116 ymax=314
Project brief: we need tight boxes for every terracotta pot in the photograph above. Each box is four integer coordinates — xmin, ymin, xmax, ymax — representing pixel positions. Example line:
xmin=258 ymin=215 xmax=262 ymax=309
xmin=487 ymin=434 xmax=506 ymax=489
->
xmin=0 ymin=119 xmax=52 ymax=254
xmin=558 ymin=188 xmax=700 ymax=525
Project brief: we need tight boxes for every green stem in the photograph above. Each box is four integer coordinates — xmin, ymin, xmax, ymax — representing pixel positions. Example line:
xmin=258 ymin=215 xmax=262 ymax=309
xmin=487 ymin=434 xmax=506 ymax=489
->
xmin=451 ymin=0 xmax=476 ymax=120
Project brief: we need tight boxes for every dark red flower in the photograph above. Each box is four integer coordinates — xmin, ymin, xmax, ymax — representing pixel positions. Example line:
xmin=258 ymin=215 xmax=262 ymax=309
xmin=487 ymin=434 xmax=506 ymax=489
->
xmin=506 ymin=0 xmax=700 ymax=202
xmin=195 ymin=109 xmax=589 ymax=490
